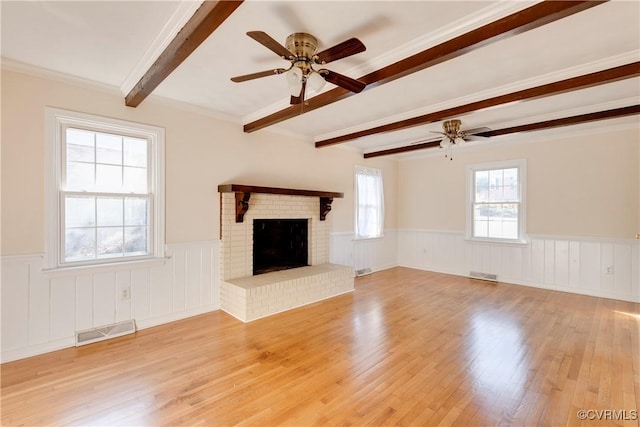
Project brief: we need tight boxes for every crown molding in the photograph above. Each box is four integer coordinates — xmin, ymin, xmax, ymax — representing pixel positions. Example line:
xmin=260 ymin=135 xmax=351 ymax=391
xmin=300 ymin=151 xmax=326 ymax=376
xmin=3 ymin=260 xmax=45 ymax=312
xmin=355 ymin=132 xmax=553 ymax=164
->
xmin=255 ymin=123 xmax=313 ymax=143
xmin=241 ymin=1 xmax=535 ymax=125
xmin=1 ymin=57 xmax=250 ymax=128
xmin=144 ymin=92 xmax=242 ymax=125
xmin=316 ymin=51 xmax=640 ymax=143
xmin=133 ymin=94 xmax=312 ymax=143
xmin=1 ymin=57 xmax=121 ymax=95
xmin=119 ymin=1 xmax=204 ymax=95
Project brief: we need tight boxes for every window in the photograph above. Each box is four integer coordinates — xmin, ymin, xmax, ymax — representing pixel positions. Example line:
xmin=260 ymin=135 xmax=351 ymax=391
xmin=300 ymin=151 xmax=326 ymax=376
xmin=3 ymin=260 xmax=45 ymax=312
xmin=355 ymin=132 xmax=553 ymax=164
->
xmin=45 ymin=108 xmax=164 ymax=269
xmin=355 ymin=166 xmax=384 ymax=239
xmin=467 ymin=160 xmax=526 ymax=243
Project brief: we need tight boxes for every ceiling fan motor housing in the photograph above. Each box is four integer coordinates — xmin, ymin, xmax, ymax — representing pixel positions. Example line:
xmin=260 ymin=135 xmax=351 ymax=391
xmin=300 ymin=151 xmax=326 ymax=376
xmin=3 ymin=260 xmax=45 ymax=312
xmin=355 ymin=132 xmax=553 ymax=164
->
xmin=443 ymin=119 xmax=462 ymax=134
xmin=285 ymin=33 xmax=320 ymax=78
xmin=285 ymin=33 xmax=319 ymax=59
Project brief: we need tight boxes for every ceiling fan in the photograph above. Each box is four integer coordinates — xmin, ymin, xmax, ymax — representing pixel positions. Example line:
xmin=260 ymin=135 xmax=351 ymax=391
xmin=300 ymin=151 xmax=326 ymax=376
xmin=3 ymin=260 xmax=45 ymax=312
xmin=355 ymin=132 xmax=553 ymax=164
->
xmin=230 ymin=31 xmax=367 ymax=104
xmin=430 ymin=119 xmax=491 ymax=160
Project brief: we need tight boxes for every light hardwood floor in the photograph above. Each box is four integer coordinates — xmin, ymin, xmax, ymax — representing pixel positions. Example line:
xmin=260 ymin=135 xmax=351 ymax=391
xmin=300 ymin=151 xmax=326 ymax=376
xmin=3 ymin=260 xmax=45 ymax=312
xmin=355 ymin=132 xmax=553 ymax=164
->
xmin=2 ymin=267 xmax=639 ymax=426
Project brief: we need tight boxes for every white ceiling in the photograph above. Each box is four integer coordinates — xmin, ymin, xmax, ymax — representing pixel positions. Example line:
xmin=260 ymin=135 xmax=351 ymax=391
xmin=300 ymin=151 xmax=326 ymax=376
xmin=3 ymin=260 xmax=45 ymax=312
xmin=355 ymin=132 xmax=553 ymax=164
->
xmin=2 ymin=1 xmax=639 ymax=157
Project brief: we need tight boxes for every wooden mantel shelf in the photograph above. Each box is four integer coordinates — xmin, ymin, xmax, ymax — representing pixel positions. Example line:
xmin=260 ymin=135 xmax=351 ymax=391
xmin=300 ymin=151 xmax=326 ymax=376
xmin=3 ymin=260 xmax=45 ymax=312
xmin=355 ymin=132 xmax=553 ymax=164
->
xmin=218 ymin=184 xmax=344 ymax=223
xmin=218 ymin=184 xmax=343 ymax=199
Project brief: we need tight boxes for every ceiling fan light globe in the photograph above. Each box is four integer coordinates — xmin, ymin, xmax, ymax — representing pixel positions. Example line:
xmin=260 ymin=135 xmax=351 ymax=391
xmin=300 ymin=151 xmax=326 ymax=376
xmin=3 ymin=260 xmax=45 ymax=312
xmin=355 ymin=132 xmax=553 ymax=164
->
xmin=308 ymin=71 xmax=326 ymax=92
xmin=454 ymin=136 xmax=466 ymax=145
xmin=440 ymin=136 xmax=450 ymax=148
xmin=286 ymin=67 xmax=303 ymax=96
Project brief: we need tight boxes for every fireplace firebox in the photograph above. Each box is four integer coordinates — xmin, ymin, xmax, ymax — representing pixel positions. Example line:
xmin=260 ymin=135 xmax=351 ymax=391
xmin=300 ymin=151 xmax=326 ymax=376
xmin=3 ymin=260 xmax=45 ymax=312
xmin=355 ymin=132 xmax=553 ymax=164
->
xmin=253 ymin=219 xmax=309 ymax=275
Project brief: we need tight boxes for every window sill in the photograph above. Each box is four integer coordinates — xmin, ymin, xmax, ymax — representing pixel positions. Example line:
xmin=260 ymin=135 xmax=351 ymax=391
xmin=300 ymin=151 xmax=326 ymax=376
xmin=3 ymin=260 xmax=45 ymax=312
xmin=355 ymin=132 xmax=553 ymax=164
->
xmin=352 ymin=234 xmax=385 ymax=241
xmin=464 ymin=237 xmax=529 ymax=246
xmin=42 ymin=257 xmax=170 ymax=278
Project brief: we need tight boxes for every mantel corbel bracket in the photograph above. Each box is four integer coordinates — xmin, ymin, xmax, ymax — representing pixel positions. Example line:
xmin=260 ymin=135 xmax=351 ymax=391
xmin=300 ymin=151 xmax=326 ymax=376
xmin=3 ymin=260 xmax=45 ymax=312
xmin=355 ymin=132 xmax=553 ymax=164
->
xmin=319 ymin=197 xmax=333 ymax=221
xmin=235 ymin=192 xmax=251 ymax=223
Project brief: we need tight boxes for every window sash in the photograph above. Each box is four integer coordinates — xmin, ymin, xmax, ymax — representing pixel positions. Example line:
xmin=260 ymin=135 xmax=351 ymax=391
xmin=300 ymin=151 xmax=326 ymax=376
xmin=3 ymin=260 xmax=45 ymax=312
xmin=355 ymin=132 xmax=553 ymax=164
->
xmin=60 ymin=192 xmax=153 ymax=265
xmin=472 ymin=201 xmax=520 ymax=240
xmin=467 ymin=160 xmax=526 ymax=243
xmin=62 ymin=125 xmax=150 ymax=195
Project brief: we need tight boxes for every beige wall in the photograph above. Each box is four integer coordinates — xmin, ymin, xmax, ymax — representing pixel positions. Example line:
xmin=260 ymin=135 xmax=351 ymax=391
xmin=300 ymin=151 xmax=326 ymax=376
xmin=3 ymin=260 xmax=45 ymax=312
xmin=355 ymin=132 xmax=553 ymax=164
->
xmin=398 ymin=126 xmax=640 ymax=239
xmin=4 ymin=67 xmax=637 ymax=254
xmin=1 ymin=69 xmax=397 ymax=255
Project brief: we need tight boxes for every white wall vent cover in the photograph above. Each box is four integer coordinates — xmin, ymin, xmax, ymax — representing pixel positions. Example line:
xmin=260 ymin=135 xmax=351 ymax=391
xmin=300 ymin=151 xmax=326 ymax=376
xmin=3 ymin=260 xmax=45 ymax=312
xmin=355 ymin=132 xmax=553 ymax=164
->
xmin=75 ymin=320 xmax=136 ymax=346
xmin=355 ymin=268 xmax=372 ymax=277
xmin=469 ymin=271 xmax=498 ymax=282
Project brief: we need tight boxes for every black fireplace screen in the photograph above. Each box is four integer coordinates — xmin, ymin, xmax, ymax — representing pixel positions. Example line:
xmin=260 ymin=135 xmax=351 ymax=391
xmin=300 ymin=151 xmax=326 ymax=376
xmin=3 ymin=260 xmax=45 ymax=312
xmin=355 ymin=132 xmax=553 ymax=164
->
xmin=253 ymin=219 xmax=309 ymax=275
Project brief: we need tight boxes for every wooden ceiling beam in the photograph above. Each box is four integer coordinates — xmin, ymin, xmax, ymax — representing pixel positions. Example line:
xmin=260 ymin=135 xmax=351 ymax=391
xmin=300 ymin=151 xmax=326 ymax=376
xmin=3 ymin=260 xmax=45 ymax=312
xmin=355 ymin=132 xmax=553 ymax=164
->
xmin=363 ymin=140 xmax=441 ymax=159
xmin=363 ymin=104 xmax=640 ymax=158
xmin=319 ymin=61 xmax=640 ymax=148
xmin=125 ymin=1 xmax=243 ymax=108
xmin=244 ymin=0 xmax=605 ymax=133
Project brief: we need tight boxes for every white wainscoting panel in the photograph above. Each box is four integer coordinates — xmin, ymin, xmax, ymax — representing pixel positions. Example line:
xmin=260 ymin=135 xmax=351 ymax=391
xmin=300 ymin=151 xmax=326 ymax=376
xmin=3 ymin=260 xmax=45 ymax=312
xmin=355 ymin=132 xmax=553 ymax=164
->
xmin=1 ymin=241 xmax=220 ymax=363
xmin=4 ymin=232 xmax=634 ymax=363
xmin=397 ymin=230 xmax=640 ymax=303
xmin=329 ymin=230 xmax=398 ymax=274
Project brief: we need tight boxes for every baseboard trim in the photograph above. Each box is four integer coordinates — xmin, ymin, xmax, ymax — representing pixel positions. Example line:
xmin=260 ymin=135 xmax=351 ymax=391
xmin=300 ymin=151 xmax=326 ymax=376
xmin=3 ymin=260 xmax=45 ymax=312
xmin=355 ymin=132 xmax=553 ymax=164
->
xmin=501 ymin=277 xmax=640 ymax=303
xmin=1 ymin=337 xmax=75 ymax=364
xmin=398 ymin=264 xmax=640 ymax=303
xmin=370 ymin=264 xmax=399 ymax=274
xmin=135 ymin=304 xmax=221 ymax=331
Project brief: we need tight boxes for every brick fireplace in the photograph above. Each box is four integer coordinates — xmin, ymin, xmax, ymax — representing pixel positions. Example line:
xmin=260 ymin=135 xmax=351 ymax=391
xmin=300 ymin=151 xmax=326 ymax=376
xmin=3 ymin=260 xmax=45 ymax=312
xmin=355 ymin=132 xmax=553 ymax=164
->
xmin=218 ymin=185 xmax=354 ymax=322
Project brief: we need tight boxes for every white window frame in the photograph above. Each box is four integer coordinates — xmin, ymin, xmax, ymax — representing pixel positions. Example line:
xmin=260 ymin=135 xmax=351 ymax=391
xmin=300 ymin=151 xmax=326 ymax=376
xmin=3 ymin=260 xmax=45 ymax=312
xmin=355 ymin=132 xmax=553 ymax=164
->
xmin=466 ymin=159 xmax=527 ymax=245
xmin=44 ymin=107 xmax=165 ymax=271
xmin=354 ymin=165 xmax=385 ymax=240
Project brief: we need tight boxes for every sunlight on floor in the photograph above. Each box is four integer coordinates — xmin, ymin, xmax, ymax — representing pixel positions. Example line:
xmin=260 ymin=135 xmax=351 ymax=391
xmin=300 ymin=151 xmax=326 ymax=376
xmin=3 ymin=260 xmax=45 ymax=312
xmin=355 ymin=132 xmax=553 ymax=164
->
xmin=468 ymin=311 xmax=529 ymax=409
xmin=613 ymin=310 xmax=640 ymax=321
xmin=70 ymin=383 xmax=158 ymax=425
xmin=350 ymin=300 xmax=388 ymax=377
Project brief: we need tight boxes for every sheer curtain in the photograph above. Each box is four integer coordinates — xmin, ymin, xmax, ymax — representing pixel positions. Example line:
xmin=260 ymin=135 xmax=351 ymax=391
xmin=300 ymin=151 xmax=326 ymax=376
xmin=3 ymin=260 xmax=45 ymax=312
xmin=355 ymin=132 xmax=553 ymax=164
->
xmin=355 ymin=166 xmax=384 ymax=239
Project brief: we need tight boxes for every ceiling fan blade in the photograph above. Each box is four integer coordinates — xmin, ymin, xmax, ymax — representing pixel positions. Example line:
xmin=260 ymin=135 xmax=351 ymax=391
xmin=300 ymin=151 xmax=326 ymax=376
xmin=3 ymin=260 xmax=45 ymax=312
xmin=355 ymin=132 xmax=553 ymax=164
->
xmin=413 ymin=137 xmax=442 ymax=146
xmin=290 ymin=80 xmax=306 ymax=105
xmin=322 ymin=70 xmax=366 ymax=93
xmin=464 ymin=126 xmax=492 ymax=135
xmin=464 ymin=135 xmax=490 ymax=142
xmin=314 ymin=38 xmax=366 ymax=64
xmin=230 ymin=68 xmax=286 ymax=82
xmin=247 ymin=31 xmax=294 ymax=59
xmin=460 ymin=127 xmax=492 ymax=141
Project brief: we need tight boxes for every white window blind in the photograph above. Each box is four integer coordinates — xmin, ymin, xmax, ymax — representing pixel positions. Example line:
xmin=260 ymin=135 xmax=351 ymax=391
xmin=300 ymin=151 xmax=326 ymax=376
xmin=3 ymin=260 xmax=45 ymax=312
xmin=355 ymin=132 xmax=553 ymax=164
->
xmin=355 ymin=166 xmax=384 ymax=239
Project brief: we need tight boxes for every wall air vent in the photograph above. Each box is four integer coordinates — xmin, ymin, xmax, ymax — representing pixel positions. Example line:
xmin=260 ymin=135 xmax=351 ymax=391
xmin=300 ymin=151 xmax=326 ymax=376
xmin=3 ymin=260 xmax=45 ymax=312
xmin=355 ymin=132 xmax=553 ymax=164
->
xmin=75 ymin=320 xmax=136 ymax=346
xmin=469 ymin=271 xmax=498 ymax=282
xmin=355 ymin=267 xmax=372 ymax=277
